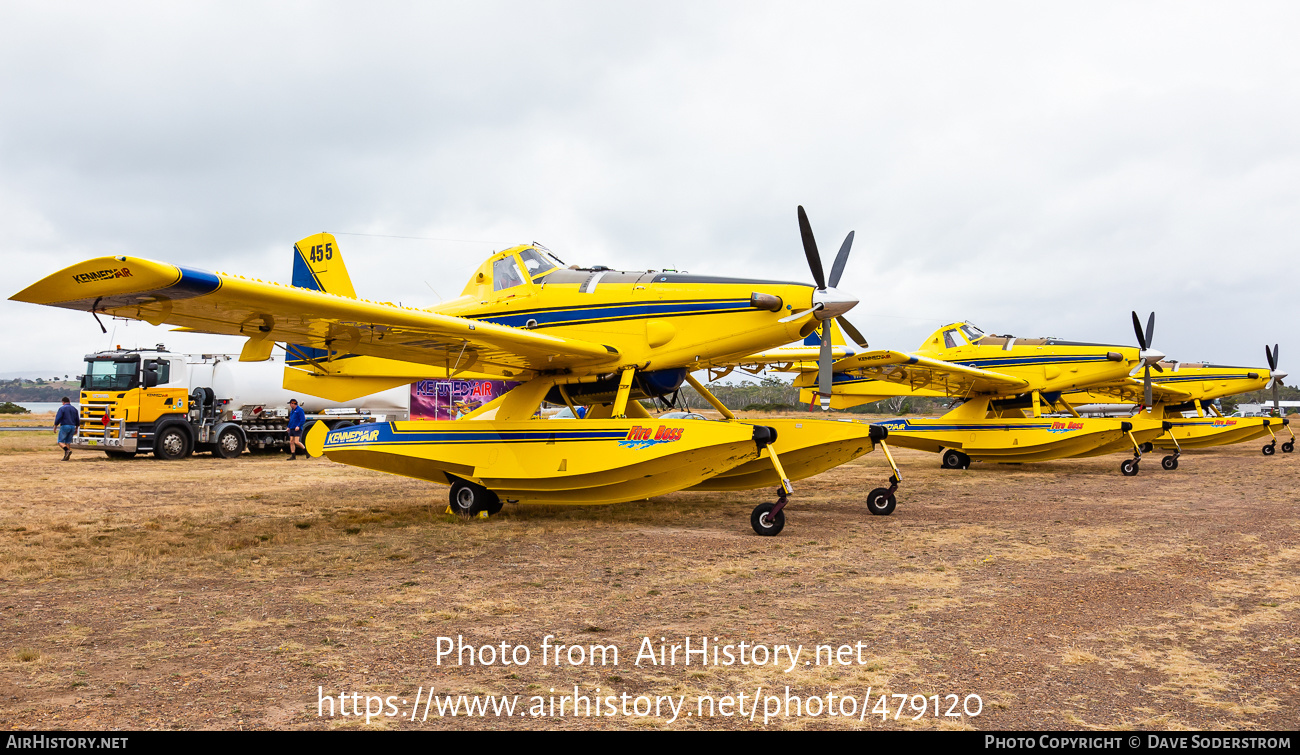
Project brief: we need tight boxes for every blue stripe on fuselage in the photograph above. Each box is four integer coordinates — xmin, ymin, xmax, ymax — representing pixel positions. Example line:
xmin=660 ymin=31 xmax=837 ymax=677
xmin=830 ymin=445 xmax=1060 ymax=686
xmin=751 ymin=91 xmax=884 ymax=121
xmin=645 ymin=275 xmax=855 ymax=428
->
xmin=474 ymin=299 xmax=753 ymax=329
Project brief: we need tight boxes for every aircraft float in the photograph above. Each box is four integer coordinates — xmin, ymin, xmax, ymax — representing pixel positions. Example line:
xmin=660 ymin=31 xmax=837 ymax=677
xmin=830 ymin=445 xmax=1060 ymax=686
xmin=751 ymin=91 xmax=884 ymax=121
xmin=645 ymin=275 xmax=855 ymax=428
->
xmin=11 ymin=207 xmax=904 ymax=535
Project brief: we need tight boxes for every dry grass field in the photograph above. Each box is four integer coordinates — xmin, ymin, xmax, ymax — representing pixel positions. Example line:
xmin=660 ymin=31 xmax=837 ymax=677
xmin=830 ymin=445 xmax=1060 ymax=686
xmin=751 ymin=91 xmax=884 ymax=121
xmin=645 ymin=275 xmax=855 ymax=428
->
xmin=0 ymin=413 xmax=1297 ymax=730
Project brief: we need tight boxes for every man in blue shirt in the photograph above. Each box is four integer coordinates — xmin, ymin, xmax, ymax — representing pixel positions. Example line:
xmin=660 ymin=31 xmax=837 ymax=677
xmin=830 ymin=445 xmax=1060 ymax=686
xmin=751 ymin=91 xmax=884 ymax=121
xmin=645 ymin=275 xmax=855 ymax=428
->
xmin=287 ymin=398 xmax=307 ymax=460
xmin=54 ymin=396 xmax=78 ymax=461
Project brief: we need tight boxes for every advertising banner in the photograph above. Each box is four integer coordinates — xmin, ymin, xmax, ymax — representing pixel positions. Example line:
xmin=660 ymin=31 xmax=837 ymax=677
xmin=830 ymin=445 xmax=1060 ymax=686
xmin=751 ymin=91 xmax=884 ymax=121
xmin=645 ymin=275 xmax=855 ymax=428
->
xmin=410 ymin=379 xmax=521 ymax=421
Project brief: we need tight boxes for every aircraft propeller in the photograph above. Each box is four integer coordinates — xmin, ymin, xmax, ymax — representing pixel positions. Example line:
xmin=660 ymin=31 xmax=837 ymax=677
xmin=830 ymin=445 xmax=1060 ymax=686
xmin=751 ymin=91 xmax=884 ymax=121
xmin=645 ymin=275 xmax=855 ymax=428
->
xmin=1131 ymin=311 xmax=1165 ymax=407
xmin=796 ymin=206 xmax=866 ymax=410
xmin=1265 ymin=344 xmax=1285 ymax=415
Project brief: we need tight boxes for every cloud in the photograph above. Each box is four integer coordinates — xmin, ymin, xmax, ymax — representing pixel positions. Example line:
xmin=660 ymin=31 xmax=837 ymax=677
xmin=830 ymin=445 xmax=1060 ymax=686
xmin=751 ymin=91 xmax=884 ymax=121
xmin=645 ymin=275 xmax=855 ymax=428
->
xmin=3 ymin=1 xmax=1298 ymax=376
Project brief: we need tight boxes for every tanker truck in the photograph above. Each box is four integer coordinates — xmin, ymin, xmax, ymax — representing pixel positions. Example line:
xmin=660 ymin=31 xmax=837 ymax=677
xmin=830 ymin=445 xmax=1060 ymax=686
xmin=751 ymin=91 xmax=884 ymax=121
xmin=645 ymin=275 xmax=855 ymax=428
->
xmin=74 ymin=345 xmax=410 ymax=459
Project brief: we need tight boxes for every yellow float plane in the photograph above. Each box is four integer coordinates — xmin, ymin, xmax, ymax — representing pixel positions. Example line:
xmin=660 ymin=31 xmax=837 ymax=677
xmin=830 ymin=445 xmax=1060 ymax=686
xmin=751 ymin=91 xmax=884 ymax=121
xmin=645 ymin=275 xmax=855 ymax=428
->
xmin=1064 ymin=344 xmax=1293 ymax=457
xmin=777 ymin=314 xmax=1179 ymax=475
xmin=11 ymin=207 xmax=902 ymax=535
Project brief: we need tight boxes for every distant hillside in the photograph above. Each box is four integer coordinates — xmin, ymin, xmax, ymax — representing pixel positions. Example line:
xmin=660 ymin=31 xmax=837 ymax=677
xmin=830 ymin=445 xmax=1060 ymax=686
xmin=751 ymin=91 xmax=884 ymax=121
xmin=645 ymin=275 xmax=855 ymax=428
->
xmin=0 ymin=379 xmax=81 ymax=402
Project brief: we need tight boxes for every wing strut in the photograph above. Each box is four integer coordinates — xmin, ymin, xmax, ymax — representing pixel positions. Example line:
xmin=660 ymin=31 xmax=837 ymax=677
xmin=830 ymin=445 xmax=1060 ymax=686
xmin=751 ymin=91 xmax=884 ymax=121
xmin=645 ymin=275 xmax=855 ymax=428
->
xmin=684 ymin=373 xmax=737 ymax=420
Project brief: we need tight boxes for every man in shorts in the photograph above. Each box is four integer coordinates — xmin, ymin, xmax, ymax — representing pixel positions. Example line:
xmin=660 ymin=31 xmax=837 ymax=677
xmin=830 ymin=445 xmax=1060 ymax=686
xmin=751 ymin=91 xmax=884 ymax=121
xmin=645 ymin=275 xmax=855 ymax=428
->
xmin=54 ymin=396 xmax=78 ymax=461
xmin=287 ymin=398 xmax=306 ymax=460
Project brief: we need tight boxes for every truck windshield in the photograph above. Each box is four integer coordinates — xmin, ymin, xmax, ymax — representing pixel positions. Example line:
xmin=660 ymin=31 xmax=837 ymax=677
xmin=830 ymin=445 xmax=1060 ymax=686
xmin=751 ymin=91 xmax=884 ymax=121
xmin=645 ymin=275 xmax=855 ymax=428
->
xmin=83 ymin=359 xmax=139 ymax=391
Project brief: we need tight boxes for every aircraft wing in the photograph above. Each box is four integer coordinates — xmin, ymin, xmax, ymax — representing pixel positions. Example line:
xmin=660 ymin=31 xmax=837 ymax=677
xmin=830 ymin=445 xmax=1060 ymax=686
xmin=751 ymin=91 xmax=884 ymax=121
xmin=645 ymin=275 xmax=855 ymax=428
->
xmin=1067 ymin=378 xmax=1195 ymax=405
xmin=721 ymin=345 xmax=854 ymax=371
xmin=830 ymin=350 xmax=1032 ymax=396
xmin=11 ymin=257 xmax=620 ymax=378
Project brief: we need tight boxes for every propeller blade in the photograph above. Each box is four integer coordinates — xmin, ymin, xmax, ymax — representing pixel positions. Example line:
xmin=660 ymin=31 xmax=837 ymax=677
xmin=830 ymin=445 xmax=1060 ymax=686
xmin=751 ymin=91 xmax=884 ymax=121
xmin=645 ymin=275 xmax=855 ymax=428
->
xmin=1266 ymin=343 xmax=1278 ymax=371
xmin=818 ymin=321 xmax=833 ymax=411
xmin=797 ymin=205 xmax=826 ymax=290
xmin=836 ymin=315 xmax=870 ymax=348
xmin=1150 ymin=362 xmax=1164 ymax=373
xmin=1274 ymin=380 xmax=1281 ymax=414
xmin=827 ymin=231 xmax=854 ymax=289
xmin=1144 ymin=364 xmax=1153 ymax=407
xmin=1131 ymin=311 xmax=1147 ymax=350
xmin=1145 ymin=312 xmax=1155 ymax=348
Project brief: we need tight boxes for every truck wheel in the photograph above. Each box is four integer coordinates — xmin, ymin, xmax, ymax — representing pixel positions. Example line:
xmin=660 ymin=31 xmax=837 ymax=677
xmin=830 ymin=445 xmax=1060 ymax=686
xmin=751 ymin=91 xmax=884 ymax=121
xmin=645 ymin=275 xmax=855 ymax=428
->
xmin=213 ymin=426 xmax=246 ymax=459
xmin=154 ymin=425 xmax=191 ymax=460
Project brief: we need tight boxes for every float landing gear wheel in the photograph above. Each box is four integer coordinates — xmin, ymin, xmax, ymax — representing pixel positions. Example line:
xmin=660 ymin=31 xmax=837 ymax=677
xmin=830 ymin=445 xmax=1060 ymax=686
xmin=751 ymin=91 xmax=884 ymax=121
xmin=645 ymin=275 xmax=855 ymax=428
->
xmin=1283 ymin=441 xmax=1295 ymax=453
xmin=1161 ymin=455 xmax=1179 ymax=471
xmin=1121 ymin=457 xmax=1140 ymax=476
xmin=1263 ymin=443 xmax=1276 ymax=456
xmin=751 ymin=499 xmax=786 ymax=536
xmin=448 ymin=480 xmax=500 ymax=517
xmin=866 ymin=487 xmax=897 ymax=515
xmin=941 ymin=449 xmax=970 ymax=470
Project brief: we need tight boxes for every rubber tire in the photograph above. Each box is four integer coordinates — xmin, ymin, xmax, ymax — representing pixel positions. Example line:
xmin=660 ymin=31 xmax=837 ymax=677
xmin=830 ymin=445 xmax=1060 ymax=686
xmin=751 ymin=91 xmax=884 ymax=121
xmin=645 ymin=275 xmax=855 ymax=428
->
xmin=153 ymin=425 xmax=191 ymax=460
xmin=750 ymin=502 xmax=785 ymax=536
xmin=1282 ymin=441 xmax=1294 ymax=453
xmin=104 ymin=451 xmax=136 ymax=460
xmin=941 ymin=449 xmax=967 ymax=470
xmin=1140 ymin=442 xmax=1154 ymax=454
xmin=449 ymin=480 xmax=500 ymax=517
xmin=866 ymin=487 xmax=897 ymax=515
xmin=1121 ymin=458 xmax=1139 ymax=476
xmin=1262 ymin=444 xmax=1275 ymax=456
xmin=213 ymin=426 xmax=246 ymax=459
xmin=1161 ymin=455 xmax=1178 ymax=471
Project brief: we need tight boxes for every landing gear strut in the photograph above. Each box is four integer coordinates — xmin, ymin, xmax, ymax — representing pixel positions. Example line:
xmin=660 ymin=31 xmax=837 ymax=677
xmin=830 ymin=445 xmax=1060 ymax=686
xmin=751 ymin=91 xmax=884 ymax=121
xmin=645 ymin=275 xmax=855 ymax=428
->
xmin=1120 ymin=422 xmax=1142 ymax=476
xmin=866 ymin=428 xmax=903 ymax=516
xmin=1159 ymin=422 xmax=1181 ymax=471
xmin=750 ymin=426 xmax=794 ymax=536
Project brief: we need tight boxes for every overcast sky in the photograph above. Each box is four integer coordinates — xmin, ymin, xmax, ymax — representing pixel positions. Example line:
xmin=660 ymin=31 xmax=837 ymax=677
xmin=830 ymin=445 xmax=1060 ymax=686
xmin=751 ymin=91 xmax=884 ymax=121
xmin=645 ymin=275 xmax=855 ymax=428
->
xmin=2 ymin=1 xmax=1297 ymax=381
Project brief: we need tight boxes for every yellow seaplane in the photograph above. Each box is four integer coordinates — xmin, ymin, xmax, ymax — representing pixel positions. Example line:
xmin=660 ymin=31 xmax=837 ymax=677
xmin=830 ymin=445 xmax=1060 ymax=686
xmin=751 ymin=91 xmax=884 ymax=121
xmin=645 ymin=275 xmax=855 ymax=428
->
xmin=1064 ymin=343 xmax=1294 ymax=457
xmin=778 ymin=313 xmax=1180 ymax=475
xmin=11 ymin=207 xmax=903 ymax=535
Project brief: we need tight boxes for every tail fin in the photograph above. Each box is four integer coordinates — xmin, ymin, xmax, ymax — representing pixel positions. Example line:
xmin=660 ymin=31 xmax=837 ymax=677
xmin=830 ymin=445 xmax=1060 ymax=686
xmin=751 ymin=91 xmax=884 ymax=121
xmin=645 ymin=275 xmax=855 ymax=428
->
xmin=292 ymin=232 xmax=357 ymax=298
xmin=284 ymin=232 xmax=356 ymax=369
xmin=801 ymin=318 xmax=848 ymax=348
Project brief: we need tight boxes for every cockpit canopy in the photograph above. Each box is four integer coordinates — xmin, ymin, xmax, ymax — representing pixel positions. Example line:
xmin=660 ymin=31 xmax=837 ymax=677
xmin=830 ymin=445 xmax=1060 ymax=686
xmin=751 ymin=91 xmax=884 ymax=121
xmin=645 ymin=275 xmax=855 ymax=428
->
xmin=926 ymin=322 xmax=986 ymax=350
xmin=467 ymin=245 xmax=569 ymax=297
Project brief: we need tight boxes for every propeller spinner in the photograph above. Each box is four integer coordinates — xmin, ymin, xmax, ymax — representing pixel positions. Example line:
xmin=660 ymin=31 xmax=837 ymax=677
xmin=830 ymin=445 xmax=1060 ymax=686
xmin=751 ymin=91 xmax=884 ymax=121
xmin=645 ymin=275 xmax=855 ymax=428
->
xmin=796 ymin=206 xmax=867 ymax=410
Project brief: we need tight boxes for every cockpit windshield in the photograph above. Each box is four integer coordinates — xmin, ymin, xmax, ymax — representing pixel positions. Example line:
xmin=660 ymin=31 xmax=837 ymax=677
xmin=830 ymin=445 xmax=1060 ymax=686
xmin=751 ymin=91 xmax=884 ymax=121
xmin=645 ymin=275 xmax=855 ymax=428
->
xmin=83 ymin=358 xmax=139 ymax=391
xmin=492 ymin=257 xmax=526 ymax=291
xmin=518 ymin=248 xmax=563 ymax=278
xmin=960 ymin=324 xmax=985 ymax=342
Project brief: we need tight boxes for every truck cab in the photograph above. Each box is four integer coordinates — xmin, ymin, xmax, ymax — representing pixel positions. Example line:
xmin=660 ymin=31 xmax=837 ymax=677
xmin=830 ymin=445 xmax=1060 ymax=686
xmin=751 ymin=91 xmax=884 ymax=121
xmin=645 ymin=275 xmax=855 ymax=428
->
xmin=77 ymin=345 xmax=193 ymax=458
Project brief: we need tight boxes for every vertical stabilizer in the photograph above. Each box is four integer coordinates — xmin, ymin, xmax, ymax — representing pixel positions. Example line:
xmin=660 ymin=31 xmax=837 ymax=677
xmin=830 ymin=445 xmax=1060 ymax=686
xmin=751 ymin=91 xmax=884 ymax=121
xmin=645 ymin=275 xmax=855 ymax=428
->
xmin=292 ymin=233 xmax=357 ymax=298
xmin=286 ymin=232 xmax=356 ymax=372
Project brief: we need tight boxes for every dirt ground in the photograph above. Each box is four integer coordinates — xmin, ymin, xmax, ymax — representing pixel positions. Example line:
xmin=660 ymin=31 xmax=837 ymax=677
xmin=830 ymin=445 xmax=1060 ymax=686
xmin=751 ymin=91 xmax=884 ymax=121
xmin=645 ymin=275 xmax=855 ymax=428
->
xmin=0 ymin=415 xmax=1296 ymax=731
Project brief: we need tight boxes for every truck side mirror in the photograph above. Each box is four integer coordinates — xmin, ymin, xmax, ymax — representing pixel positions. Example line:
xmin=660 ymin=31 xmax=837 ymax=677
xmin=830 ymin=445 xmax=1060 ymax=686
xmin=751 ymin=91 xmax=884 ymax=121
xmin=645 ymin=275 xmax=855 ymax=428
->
xmin=142 ymin=362 xmax=159 ymax=388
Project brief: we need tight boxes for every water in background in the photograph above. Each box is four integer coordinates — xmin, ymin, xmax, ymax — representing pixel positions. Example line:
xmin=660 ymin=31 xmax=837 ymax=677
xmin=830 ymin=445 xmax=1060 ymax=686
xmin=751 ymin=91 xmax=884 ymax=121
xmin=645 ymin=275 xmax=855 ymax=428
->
xmin=10 ymin=402 xmax=75 ymax=414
